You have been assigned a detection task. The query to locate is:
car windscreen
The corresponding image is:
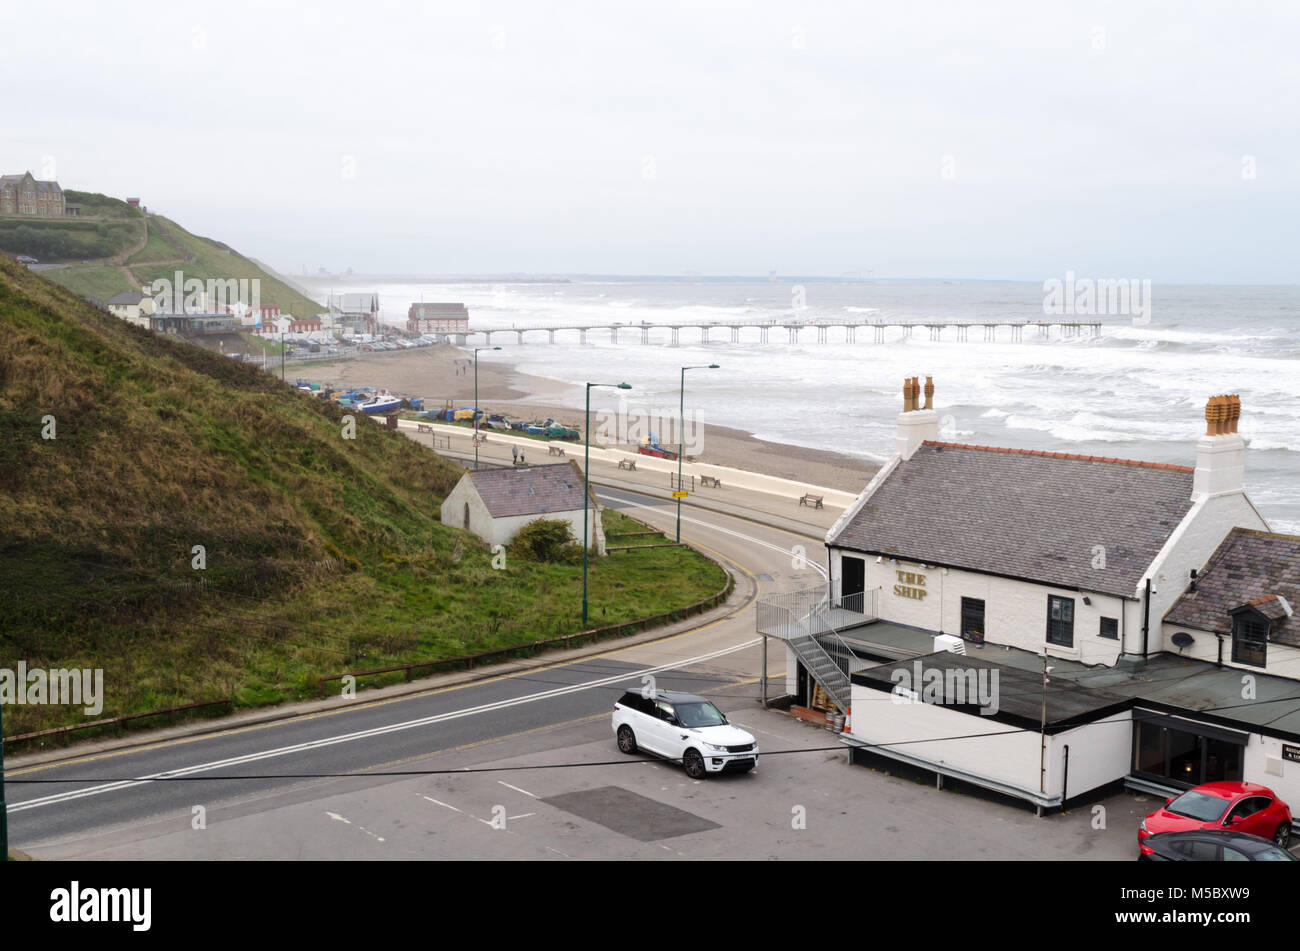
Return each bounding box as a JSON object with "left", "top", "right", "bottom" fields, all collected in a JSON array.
[
  {"left": 676, "top": 701, "right": 727, "bottom": 728},
  {"left": 1167, "top": 791, "right": 1230, "bottom": 822}
]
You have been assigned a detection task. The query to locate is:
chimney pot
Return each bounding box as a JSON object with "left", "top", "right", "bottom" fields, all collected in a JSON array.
[{"left": 924, "top": 376, "right": 934, "bottom": 410}]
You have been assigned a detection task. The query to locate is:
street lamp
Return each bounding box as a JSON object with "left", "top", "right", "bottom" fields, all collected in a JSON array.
[
  {"left": 677, "top": 364, "right": 719, "bottom": 543},
  {"left": 584, "top": 381, "right": 632, "bottom": 626},
  {"left": 473, "top": 346, "right": 501, "bottom": 470}
]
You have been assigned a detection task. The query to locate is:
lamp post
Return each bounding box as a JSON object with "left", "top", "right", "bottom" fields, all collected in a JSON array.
[
  {"left": 0, "top": 694, "right": 6, "bottom": 857},
  {"left": 584, "top": 381, "right": 631, "bottom": 625},
  {"left": 676, "top": 364, "right": 719, "bottom": 543},
  {"left": 473, "top": 346, "right": 501, "bottom": 470}
]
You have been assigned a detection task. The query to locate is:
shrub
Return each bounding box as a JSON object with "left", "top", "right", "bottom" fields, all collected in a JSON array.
[{"left": 510, "top": 518, "right": 581, "bottom": 563}]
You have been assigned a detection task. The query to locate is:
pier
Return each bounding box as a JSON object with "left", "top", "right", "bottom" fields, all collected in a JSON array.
[{"left": 452, "top": 318, "right": 1102, "bottom": 347}]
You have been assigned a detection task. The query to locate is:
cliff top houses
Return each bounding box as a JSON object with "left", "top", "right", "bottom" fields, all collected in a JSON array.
[{"left": 0, "top": 171, "right": 70, "bottom": 217}]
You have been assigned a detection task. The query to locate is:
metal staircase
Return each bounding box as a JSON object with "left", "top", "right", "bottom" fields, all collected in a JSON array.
[{"left": 755, "top": 586, "right": 878, "bottom": 714}]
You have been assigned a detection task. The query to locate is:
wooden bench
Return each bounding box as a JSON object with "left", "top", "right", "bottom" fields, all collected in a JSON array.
[
  {"left": 548, "top": 445, "right": 566, "bottom": 456},
  {"left": 472, "top": 434, "right": 487, "bottom": 447},
  {"left": 617, "top": 458, "right": 637, "bottom": 471},
  {"left": 799, "top": 493, "right": 824, "bottom": 509},
  {"left": 416, "top": 423, "right": 432, "bottom": 433},
  {"left": 699, "top": 475, "right": 722, "bottom": 488}
]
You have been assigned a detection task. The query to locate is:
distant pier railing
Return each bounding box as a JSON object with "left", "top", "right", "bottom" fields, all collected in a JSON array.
[{"left": 451, "top": 318, "right": 1103, "bottom": 347}]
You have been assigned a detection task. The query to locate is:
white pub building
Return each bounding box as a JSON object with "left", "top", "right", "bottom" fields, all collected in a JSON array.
[{"left": 757, "top": 378, "right": 1300, "bottom": 813}]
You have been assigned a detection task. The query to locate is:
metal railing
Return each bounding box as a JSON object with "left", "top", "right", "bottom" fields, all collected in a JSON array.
[{"left": 755, "top": 584, "right": 881, "bottom": 713}]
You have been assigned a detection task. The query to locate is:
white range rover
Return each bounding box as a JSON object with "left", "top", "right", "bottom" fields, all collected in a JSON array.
[{"left": 613, "top": 689, "right": 759, "bottom": 778}]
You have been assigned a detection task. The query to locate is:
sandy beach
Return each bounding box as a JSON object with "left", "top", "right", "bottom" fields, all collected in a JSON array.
[{"left": 292, "top": 345, "right": 879, "bottom": 494}]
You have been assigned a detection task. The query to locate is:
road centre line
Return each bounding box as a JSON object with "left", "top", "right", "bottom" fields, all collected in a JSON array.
[{"left": 9, "top": 638, "right": 761, "bottom": 814}]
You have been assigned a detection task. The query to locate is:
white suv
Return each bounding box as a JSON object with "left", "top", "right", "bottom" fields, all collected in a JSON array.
[{"left": 612, "top": 689, "right": 759, "bottom": 778}]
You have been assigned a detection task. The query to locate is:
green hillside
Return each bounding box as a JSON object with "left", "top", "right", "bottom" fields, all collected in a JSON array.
[
  {"left": 0, "top": 258, "right": 727, "bottom": 737},
  {"left": 1, "top": 187, "right": 321, "bottom": 315}
]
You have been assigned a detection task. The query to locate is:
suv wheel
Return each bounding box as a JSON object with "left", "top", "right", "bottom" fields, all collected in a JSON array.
[
  {"left": 683, "top": 748, "right": 707, "bottom": 779},
  {"left": 617, "top": 725, "right": 638, "bottom": 754}
]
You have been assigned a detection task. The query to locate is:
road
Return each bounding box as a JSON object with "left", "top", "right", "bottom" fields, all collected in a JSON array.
[{"left": 7, "top": 487, "right": 1147, "bottom": 859}]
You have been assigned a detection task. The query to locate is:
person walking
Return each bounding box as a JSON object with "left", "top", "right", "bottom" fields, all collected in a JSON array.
[{"left": 512, "top": 445, "right": 519, "bottom": 465}]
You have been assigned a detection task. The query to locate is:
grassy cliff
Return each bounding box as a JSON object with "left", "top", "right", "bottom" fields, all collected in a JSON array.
[
  {"left": 0, "top": 259, "right": 726, "bottom": 736},
  {"left": 2, "top": 188, "right": 321, "bottom": 315}
]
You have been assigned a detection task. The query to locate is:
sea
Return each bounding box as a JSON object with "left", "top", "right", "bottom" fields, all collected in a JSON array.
[{"left": 303, "top": 277, "right": 1300, "bottom": 534}]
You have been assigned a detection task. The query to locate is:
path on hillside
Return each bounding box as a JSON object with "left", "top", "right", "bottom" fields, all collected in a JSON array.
[{"left": 121, "top": 214, "right": 196, "bottom": 288}]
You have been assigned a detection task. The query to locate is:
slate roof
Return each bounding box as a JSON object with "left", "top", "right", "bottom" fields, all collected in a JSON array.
[
  {"left": 1166, "top": 529, "right": 1300, "bottom": 647},
  {"left": 467, "top": 463, "right": 590, "bottom": 518},
  {"left": 108, "top": 291, "right": 146, "bottom": 305},
  {"left": 828, "top": 440, "right": 1195, "bottom": 598}
]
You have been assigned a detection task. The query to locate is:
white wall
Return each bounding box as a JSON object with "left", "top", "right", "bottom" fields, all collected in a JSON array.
[
  {"left": 1141, "top": 492, "right": 1270, "bottom": 624},
  {"left": 1157, "top": 621, "right": 1300, "bottom": 681},
  {"left": 439, "top": 475, "right": 597, "bottom": 550},
  {"left": 832, "top": 549, "right": 1131, "bottom": 665},
  {"left": 849, "top": 681, "right": 1042, "bottom": 793},
  {"left": 1050, "top": 712, "right": 1133, "bottom": 799},
  {"left": 849, "top": 682, "right": 1131, "bottom": 800},
  {"left": 1245, "top": 735, "right": 1300, "bottom": 809}
]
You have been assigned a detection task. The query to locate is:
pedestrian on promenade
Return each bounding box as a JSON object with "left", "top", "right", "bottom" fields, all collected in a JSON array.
[{"left": 512, "top": 445, "right": 518, "bottom": 464}]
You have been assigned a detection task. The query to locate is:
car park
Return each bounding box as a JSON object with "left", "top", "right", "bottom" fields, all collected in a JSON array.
[
  {"left": 612, "top": 689, "right": 758, "bottom": 778},
  {"left": 1139, "top": 829, "right": 1298, "bottom": 861},
  {"left": 1138, "top": 781, "right": 1292, "bottom": 854}
]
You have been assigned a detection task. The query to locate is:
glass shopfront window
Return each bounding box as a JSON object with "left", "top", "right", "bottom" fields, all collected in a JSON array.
[{"left": 1131, "top": 716, "right": 1245, "bottom": 788}]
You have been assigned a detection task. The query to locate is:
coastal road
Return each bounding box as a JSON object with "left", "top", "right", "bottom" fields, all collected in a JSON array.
[
  {"left": 6, "top": 486, "right": 824, "bottom": 856},
  {"left": 8, "top": 489, "right": 1152, "bottom": 860}
]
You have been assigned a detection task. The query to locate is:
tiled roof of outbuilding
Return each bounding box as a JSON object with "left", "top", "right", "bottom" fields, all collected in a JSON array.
[{"left": 467, "top": 462, "right": 590, "bottom": 518}]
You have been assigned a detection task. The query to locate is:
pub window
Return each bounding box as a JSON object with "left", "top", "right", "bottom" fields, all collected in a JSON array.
[
  {"left": 1099, "top": 616, "right": 1118, "bottom": 640},
  {"left": 960, "top": 597, "right": 985, "bottom": 643},
  {"left": 1046, "top": 595, "right": 1074, "bottom": 647},
  {"left": 1232, "top": 614, "right": 1268, "bottom": 668}
]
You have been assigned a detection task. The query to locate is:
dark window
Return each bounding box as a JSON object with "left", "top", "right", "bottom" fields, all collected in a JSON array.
[
  {"left": 1221, "top": 846, "right": 1250, "bottom": 862},
  {"left": 1132, "top": 722, "right": 1245, "bottom": 787},
  {"left": 960, "top": 597, "right": 985, "bottom": 643},
  {"left": 1099, "top": 617, "right": 1118, "bottom": 640},
  {"left": 1047, "top": 595, "right": 1074, "bottom": 647},
  {"left": 1232, "top": 614, "right": 1268, "bottom": 668},
  {"left": 618, "top": 691, "right": 654, "bottom": 714}
]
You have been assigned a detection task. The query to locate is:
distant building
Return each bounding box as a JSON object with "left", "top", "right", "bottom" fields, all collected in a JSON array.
[
  {"left": 329, "top": 292, "right": 380, "bottom": 335},
  {"left": 0, "top": 171, "right": 66, "bottom": 217},
  {"left": 149, "top": 313, "right": 239, "bottom": 336},
  {"left": 407, "top": 302, "right": 469, "bottom": 335},
  {"left": 440, "top": 462, "right": 605, "bottom": 552},
  {"left": 106, "top": 290, "right": 156, "bottom": 328}
]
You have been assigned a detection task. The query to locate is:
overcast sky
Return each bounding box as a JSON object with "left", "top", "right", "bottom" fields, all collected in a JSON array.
[{"left": 5, "top": 1, "right": 1298, "bottom": 281}]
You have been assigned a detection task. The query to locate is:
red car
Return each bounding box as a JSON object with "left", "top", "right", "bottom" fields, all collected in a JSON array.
[{"left": 1139, "top": 781, "right": 1292, "bottom": 857}]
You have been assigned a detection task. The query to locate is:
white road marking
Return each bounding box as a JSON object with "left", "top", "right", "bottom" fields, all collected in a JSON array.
[
  {"left": 421, "top": 796, "right": 463, "bottom": 814},
  {"left": 12, "top": 639, "right": 760, "bottom": 815},
  {"left": 326, "top": 810, "right": 385, "bottom": 842},
  {"left": 599, "top": 490, "right": 828, "bottom": 581},
  {"left": 507, "top": 813, "right": 535, "bottom": 820},
  {"left": 497, "top": 781, "right": 537, "bottom": 798}
]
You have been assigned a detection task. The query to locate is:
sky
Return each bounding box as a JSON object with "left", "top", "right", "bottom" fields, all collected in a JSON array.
[{"left": 4, "top": 1, "right": 1299, "bottom": 281}]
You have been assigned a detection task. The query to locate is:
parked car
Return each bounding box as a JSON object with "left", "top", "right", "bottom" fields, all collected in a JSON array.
[
  {"left": 1139, "top": 829, "right": 1298, "bottom": 861},
  {"left": 1138, "top": 781, "right": 1292, "bottom": 855},
  {"left": 612, "top": 689, "right": 758, "bottom": 778},
  {"left": 15, "top": 254, "right": 38, "bottom": 265}
]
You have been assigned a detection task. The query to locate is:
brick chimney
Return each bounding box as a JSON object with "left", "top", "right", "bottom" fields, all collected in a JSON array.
[
  {"left": 1192, "top": 394, "right": 1245, "bottom": 499},
  {"left": 896, "top": 375, "right": 939, "bottom": 460}
]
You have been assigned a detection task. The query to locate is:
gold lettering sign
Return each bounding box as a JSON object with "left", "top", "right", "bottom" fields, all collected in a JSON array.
[{"left": 893, "top": 569, "right": 928, "bottom": 601}]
